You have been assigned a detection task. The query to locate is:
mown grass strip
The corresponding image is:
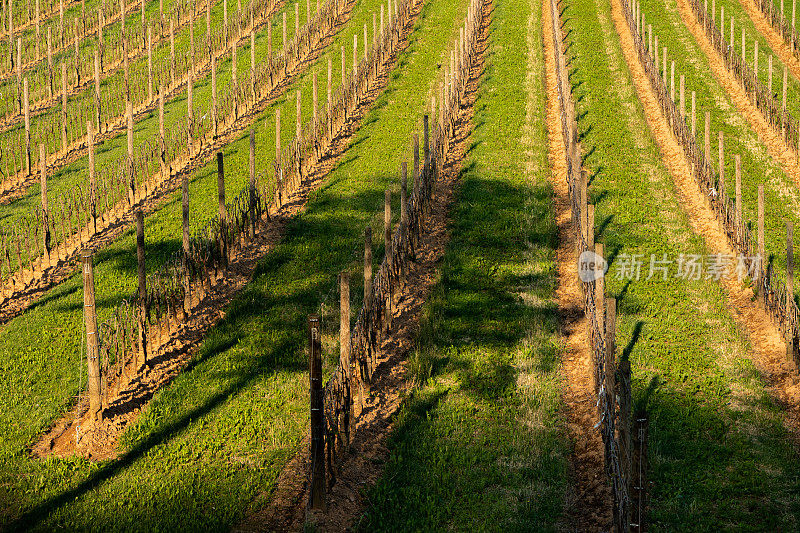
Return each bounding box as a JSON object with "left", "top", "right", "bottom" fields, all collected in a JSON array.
[
  {"left": 566, "top": 0, "right": 800, "bottom": 527},
  {"left": 357, "top": 0, "right": 570, "bottom": 529},
  {"left": 0, "top": 0, "right": 469, "bottom": 526}
]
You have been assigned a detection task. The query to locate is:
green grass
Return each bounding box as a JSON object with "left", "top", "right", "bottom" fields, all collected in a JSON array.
[
  {"left": 641, "top": 0, "right": 800, "bottom": 302},
  {"left": 0, "top": 0, "right": 471, "bottom": 527},
  {"left": 356, "top": 0, "right": 570, "bottom": 529},
  {"left": 566, "top": 0, "right": 800, "bottom": 528}
]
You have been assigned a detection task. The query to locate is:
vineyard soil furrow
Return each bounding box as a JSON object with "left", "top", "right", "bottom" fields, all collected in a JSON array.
[{"left": 542, "top": 0, "right": 610, "bottom": 529}]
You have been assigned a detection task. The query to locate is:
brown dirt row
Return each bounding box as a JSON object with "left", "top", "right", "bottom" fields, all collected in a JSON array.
[
  {"left": 542, "top": 0, "right": 612, "bottom": 531},
  {"left": 30, "top": 0, "right": 425, "bottom": 463},
  {"left": 737, "top": 0, "right": 800, "bottom": 83},
  {"left": 0, "top": 0, "right": 356, "bottom": 326},
  {"left": 673, "top": 0, "right": 800, "bottom": 196},
  {"left": 612, "top": 0, "right": 800, "bottom": 446},
  {"left": 232, "top": 4, "right": 491, "bottom": 532}
]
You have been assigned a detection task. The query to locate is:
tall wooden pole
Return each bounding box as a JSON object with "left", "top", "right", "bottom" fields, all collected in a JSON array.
[{"left": 82, "top": 249, "right": 102, "bottom": 421}]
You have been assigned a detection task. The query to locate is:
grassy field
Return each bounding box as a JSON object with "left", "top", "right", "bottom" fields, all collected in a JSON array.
[
  {"left": 563, "top": 0, "right": 800, "bottom": 528},
  {"left": 0, "top": 0, "right": 472, "bottom": 525},
  {"left": 640, "top": 0, "right": 800, "bottom": 300},
  {"left": 357, "top": 0, "right": 570, "bottom": 528}
]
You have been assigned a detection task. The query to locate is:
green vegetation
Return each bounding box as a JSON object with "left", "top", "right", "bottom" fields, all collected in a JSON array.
[
  {"left": 565, "top": 0, "right": 800, "bottom": 527},
  {"left": 358, "top": 0, "right": 570, "bottom": 528},
  {"left": 0, "top": 0, "right": 472, "bottom": 526}
]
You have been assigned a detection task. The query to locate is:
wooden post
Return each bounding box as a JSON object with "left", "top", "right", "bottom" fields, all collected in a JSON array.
[
  {"left": 755, "top": 40, "right": 759, "bottom": 79},
  {"left": 670, "top": 61, "right": 675, "bottom": 103},
  {"left": 61, "top": 63, "right": 67, "bottom": 152},
  {"left": 23, "top": 77, "right": 30, "bottom": 175},
  {"left": 735, "top": 155, "right": 742, "bottom": 240},
  {"left": 158, "top": 87, "right": 165, "bottom": 172},
  {"left": 705, "top": 111, "right": 711, "bottom": 164},
  {"left": 341, "top": 45, "right": 345, "bottom": 86},
  {"left": 249, "top": 129, "right": 256, "bottom": 238},
  {"left": 276, "top": 108, "right": 281, "bottom": 160},
  {"left": 127, "top": 101, "right": 135, "bottom": 204},
  {"left": 182, "top": 172, "right": 190, "bottom": 313},
  {"left": 169, "top": 18, "right": 175, "bottom": 86},
  {"left": 339, "top": 270, "right": 351, "bottom": 440},
  {"left": 680, "top": 74, "right": 685, "bottom": 118},
  {"left": 212, "top": 55, "right": 218, "bottom": 136},
  {"left": 401, "top": 162, "right": 408, "bottom": 241},
  {"left": 313, "top": 71, "right": 318, "bottom": 124},
  {"left": 147, "top": 25, "right": 153, "bottom": 103},
  {"left": 308, "top": 314, "right": 325, "bottom": 510},
  {"left": 691, "top": 91, "right": 696, "bottom": 137},
  {"left": 295, "top": 2, "right": 299, "bottom": 37},
  {"left": 135, "top": 209, "right": 147, "bottom": 367},
  {"left": 758, "top": 185, "right": 765, "bottom": 289},
  {"left": 769, "top": 55, "right": 773, "bottom": 95},
  {"left": 82, "top": 249, "right": 102, "bottom": 421},
  {"left": 250, "top": 30, "right": 256, "bottom": 103},
  {"left": 94, "top": 51, "right": 101, "bottom": 130},
  {"left": 296, "top": 89, "right": 301, "bottom": 139},
  {"left": 742, "top": 28, "right": 745, "bottom": 62},
  {"left": 783, "top": 66, "right": 788, "bottom": 116},
  {"left": 587, "top": 205, "right": 595, "bottom": 251},
  {"left": 327, "top": 56, "right": 332, "bottom": 109},
  {"left": 187, "top": 70, "right": 194, "bottom": 154},
  {"left": 787, "top": 222, "right": 795, "bottom": 362},
  {"left": 594, "top": 242, "right": 605, "bottom": 351},
  {"left": 47, "top": 27, "right": 53, "bottom": 97},
  {"left": 719, "top": 131, "right": 725, "bottom": 196},
  {"left": 39, "top": 145, "right": 50, "bottom": 259},
  {"left": 364, "top": 227, "right": 372, "bottom": 305},
  {"left": 282, "top": 12, "right": 286, "bottom": 51},
  {"left": 87, "top": 121, "right": 96, "bottom": 231},
  {"left": 384, "top": 189, "right": 391, "bottom": 255}
]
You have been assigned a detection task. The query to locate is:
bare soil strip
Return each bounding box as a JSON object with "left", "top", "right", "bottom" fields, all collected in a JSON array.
[
  {"left": 233, "top": 5, "right": 491, "bottom": 533},
  {"left": 30, "top": 0, "right": 425, "bottom": 462},
  {"left": 542, "top": 0, "right": 611, "bottom": 530},
  {"left": 674, "top": 0, "right": 800, "bottom": 193},
  {"left": 738, "top": 0, "right": 800, "bottom": 82},
  {"left": 0, "top": 0, "right": 356, "bottom": 326},
  {"left": 612, "top": 0, "right": 800, "bottom": 444}
]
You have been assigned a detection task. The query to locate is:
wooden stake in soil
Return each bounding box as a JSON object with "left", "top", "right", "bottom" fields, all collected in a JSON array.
[
  {"left": 39, "top": 145, "right": 50, "bottom": 258},
  {"left": 691, "top": 91, "right": 696, "bottom": 136},
  {"left": 787, "top": 222, "right": 796, "bottom": 362},
  {"left": 82, "top": 249, "right": 102, "bottom": 422},
  {"left": 679, "top": 74, "right": 685, "bottom": 118},
  {"left": 135, "top": 209, "right": 147, "bottom": 368},
  {"left": 61, "top": 63, "right": 68, "bottom": 152},
  {"left": 182, "top": 171, "right": 190, "bottom": 313},
  {"left": 339, "top": 270, "right": 352, "bottom": 443},
  {"left": 23, "top": 77, "right": 30, "bottom": 175},
  {"left": 249, "top": 129, "right": 256, "bottom": 239},
  {"left": 87, "top": 121, "right": 96, "bottom": 231},
  {"left": 758, "top": 185, "right": 765, "bottom": 291},
  {"left": 735, "top": 155, "right": 742, "bottom": 239},
  {"left": 718, "top": 131, "right": 725, "bottom": 196},
  {"left": 308, "top": 314, "right": 326, "bottom": 510},
  {"left": 704, "top": 111, "right": 711, "bottom": 165},
  {"left": 364, "top": 226, "right": 372, "bottom": 308}
]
